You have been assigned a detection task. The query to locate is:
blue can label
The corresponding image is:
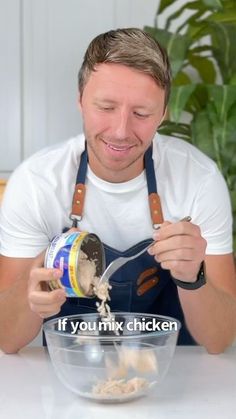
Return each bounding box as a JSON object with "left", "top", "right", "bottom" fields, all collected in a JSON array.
[{"left": 45, "top": 231, "right": 105, "bottom": 297}]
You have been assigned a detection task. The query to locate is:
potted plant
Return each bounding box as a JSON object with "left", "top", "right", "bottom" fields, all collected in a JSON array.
[{"left": 144, "top": 0, "right": 236, "bottom": 250}]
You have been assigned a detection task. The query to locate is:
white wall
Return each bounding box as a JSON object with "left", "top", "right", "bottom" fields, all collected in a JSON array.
[
  {"left": 0, "top": 0, "right": 159, "bottom": 346},
  {"left": 0, "top": 0, "right": 159, "bottom": 178},
  {"left": 0, "top": 0, "right": 22, "bottom": 174}
]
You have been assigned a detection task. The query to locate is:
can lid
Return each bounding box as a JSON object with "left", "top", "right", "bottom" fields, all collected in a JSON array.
[{"left": 78, "top": 233, "right": 105, "bottom": 297}]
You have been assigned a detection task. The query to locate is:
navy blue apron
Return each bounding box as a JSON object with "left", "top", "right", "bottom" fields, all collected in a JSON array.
[{"left": 44, "top": 143, "right": 196, "bottom": 345}]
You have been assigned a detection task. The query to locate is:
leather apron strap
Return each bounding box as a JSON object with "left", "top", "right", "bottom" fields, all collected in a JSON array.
[{"left": 70, "top": 142, "right": 163, "bottom": 228}]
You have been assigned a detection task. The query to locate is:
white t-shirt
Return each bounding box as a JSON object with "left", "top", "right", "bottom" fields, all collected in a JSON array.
[{"left": 0, "top": 133, "right": 232, "bottom": 257}]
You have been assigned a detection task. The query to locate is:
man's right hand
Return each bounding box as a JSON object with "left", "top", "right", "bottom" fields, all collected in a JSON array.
[{"left": 28, "top": 251, "right": 67, "bottom": 319}]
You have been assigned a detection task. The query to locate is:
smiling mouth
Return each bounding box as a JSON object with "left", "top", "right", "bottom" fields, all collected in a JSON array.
[{"left": 103, "top": 141, "right": 134, "bottom": 152}]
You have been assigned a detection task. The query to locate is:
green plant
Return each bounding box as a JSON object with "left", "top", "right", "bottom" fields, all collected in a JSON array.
[{"left": 144, "top": 0, "right": 236, "bottom": 251}]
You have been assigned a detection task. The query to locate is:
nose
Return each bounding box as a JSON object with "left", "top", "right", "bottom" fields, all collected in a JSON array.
[{"left": 112, "top": 109, "right": 132, "bottom": 140}]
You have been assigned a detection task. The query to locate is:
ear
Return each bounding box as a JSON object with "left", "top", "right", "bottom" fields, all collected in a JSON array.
[{"left": 77, "top": 93, "right": 82, "bottom": 112}]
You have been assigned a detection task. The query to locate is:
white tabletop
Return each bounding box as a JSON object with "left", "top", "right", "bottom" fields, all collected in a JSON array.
[{"left": 0, "top": 345, "right": 235, "bottom": 419}]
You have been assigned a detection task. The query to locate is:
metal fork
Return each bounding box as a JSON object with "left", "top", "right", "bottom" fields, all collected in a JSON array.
[{"left": 98, "top": 216, "right": 191, "bottom": 285}]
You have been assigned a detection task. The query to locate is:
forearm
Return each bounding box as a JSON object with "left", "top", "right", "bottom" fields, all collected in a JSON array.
[
  {"left": 178, "top": 282, "right": 236, "bottom": 353},
  {"left": 0, "top": 277, "right": 43, "bottom": 353}
]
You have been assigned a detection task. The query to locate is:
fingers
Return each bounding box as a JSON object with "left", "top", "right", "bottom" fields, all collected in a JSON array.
[
  {"left": 153, "top": 220, "right": 201, "bottom": 241},
  {"left": 149, "top": 235, "right": 205, "bottom": 259},
  {"left": 28, "top": 233, "right": 81, "bottom": 319},
  {"left": 153, "top": 247, "right": 195, "bottom": 262},
  {"left": 29, "top": 288, "right": 66, "bottom": 318},
  {"left": 67, "top": 227, "right": 81, "bottom": 233},
  {"left": 28, "top": 267, "right": 62, "bottom": 292},
  {"left": 148, "top": 219, "right": 207, "bottom": 281},
  {"left": 28, "top": 252, "right": 66, "bottom": 319}
]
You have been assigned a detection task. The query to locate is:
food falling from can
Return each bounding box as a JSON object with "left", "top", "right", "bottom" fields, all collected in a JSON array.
[{"left": 44, "top": 231, "right": 105, "bottom": 297}]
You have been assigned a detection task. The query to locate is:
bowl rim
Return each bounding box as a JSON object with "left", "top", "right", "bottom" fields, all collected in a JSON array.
[{"left": 43, "top": 312, "right": 181, "bottom": 341}]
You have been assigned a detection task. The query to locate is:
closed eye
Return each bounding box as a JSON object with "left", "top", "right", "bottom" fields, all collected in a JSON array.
[
  {"left": 134, "top": 111, "right": 150, "bottom": 119},
  {"left": 97, "top": 105, "right": 115, "bottom": 112}
]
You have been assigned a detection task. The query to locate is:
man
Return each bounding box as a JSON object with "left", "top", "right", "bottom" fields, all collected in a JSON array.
[{"left": 0, "top": 28, "right": 235, "bottom": 354}]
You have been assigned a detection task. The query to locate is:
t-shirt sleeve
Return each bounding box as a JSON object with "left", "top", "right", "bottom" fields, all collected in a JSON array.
[
  {"left": 191, "top": 168, "right": 233, "bottom": 255},
  {"left": 0, "top": 165, "right": 51, "bottom": 258}
]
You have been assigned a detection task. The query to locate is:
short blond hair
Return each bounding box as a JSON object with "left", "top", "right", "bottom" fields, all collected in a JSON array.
[{"left": 78, "top": 28, "right": 171, "bottom": 108}]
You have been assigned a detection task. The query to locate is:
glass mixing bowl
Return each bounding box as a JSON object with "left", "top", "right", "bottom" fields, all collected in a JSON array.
[{"left": 43, "top": 312, "right": 181, "bottom": 403}]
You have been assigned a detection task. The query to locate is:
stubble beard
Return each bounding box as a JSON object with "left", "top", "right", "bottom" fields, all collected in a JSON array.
[{"left": 86, "top": 136, "right": 147, "bottom": 178}]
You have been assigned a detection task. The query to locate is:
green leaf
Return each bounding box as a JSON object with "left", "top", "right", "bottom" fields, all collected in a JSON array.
[
  {"left": 202, "top": 0, "right": 223, "bottom": 9},
  {"left": 221, "top": 147, "right": 236, "bottom": 181},
  {"left": 158, "top": 121, "right": 191, "bottom": 141},
  {"left": 229, "top": 73, "right": 236, "bottom": 85},
  {"left": 230, "top": 190, "right": 236, "bottom": 212},
  {"left": 169, "top": 85, "right": 196, "bottom": 123},
  {"left": 157, "top": 0, "right": 174, "bottom": 14},
  {"left": 187, "top": 16, "right": 236, "bottom": 42},
  {"left": 206, "top": 85, "right": 236, "bottom": 122},
  {"left": 211, "top": 24, "right": 236, "bottom": 83},
  {"left": 191, "top": 105, "right": 222, "bottom": 174},
  {"left": 187, "top": 21, "right": 209, "bottom": 40},
  {"left": 224, "top": 0, "right": 236, "bottom": 11},
  {"left": 188, "top": 54, "right": 217, "bottom": 83},
  {"left": 178, "top": 10, "right": 209, "bottom": 34},
  {"left": 185, "top": 84, "right": 208, "bottom": 113},
  {"left": 224, "top": 101, "right": 236, "bottom": 147},
  {"left": 190, "top": 45, "right": 212, "bottom": 54},
  {"left": 164, "top": 1, "right": 206, "bottom": 32},
  {"left": 144, "top": 27, "right": 191, "bottom": 77},
  {"left": 191, "top": 111, "right": 216, "bottom": 159},
  {"left": 204, "top": 95, "right": 236, "bottom": 173},
  {"left": 207, "top": 10, "right": 236, "bottom": 23},
  {"left": 173, "top": 71, "right": 192, "bottom": 86}
]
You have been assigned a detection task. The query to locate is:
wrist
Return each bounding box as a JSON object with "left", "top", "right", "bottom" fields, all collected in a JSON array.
[{"left": 171, "top": 261, "right": 206, "bottom": 290}]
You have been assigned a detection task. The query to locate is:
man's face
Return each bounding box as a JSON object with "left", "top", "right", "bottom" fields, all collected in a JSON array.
[{"left": 79, "top": 63, "right": 166, "bottom": 182}]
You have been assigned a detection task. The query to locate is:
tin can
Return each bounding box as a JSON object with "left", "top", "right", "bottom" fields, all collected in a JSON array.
[{"left": 44, "top": 231, "right": 105, "bottom": 297}]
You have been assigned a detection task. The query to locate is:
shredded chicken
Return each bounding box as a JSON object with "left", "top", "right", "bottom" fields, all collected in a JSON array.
[
  {"left": 93, "top": 282, "right": 112, "bottom": 318},
  {"left": 78, "top": 250, "right": 158, "bottom": 398},
  {"left": 92, "top": 377, "right": 149, "bottom": 396},
  {"left": 104, "top": 346, "right": 158, "bottom": 381},
  {"left": 78, "top": 250, "right": 113, "bottom": 318},
  {"left": 78, "top": 250, "right": 100, "bottom": 296},
  {"left": 117, "top": 346, "right": 158, "bottom": 374}
]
